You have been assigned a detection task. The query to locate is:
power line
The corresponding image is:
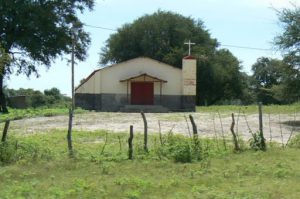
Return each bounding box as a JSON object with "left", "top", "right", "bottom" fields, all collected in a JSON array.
[
  {"left": 83, "top": 23, "right": 117, "bottom": 31},
  {"left": 220, "top": 44, "right": 273, "bottom": 51},
  {"left": 83, "top": 23, "right": 274, "bottom": 52}
]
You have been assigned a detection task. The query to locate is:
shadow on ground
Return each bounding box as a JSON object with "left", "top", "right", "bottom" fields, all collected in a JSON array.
[{"left": 282, "top": 120, "right": 300, "bottom": 128}]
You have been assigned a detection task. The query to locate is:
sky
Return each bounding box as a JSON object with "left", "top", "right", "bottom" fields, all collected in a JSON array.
[{"left": 7, "top": 0, "right": 299, "bottom": 96}]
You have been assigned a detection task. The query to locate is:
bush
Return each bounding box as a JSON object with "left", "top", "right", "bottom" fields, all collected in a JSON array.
[
  {"left": 288, "top": 134, "right": 300, "bottom": 148},
  {"left": 0, "top": 140, "right": 18, "bottom": 164},
  {"left": 0, "top": 138, "right": 53, "bottom": 165},
  {"left": 249, "top": 132, "right": 266, "bottom": 151},
  {"left": 172, "top": 142, "right": 192, "bottom": 163},
  {"left": 155, "top": 134, "right": 194, "bottom": 163}
]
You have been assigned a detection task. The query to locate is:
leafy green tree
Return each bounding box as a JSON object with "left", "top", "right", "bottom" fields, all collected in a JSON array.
[
  {"left": 274, "top": 4, "right": 300, "bottom": 68},
  {"left": 251, "top": 57, "right": 298, "bottom": 104},
  {"left": 101, "top": 10, "right": 217, "bottom": 67},
  {"left": 252, "top": 57, "right": 285, "bottom": 88},
  {"left": 198, "top": 49, "right": 245, "bottom": 105},
  {"left": 0, "top": 0, "right": 94, "bottom": 112},
  {"left": 100, "top": 11, "right": 246, "bottom": 105},
  {"left": 44, "top": 87, "right": 62, "bottom": 101}
]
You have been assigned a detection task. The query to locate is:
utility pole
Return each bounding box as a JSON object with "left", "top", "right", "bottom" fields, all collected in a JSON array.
[
  {"left": 71, "top": 32, "right": 75, "bottom": 111},
  {"left": 67, "top": 27, "right": 76, "bottom": 157}
]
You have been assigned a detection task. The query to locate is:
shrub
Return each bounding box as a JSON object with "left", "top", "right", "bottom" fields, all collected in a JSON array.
[
  {"left": 156, "top": 134, "right": 193, "bottom": 163},
  {"left": 0, "top": 140, "right": 18, "bottom": 164},
  {"left": 249, "top": 132, "right": 266, "bottom": 151},
  {"left": 172, "top": 142, "right": 192, "bottom": 163},
  {"left": 0, "top": 138, "right": 53, "bottom": 164},
  {"left": 288, "top": 134, "right": 300, "bottom": 148}
]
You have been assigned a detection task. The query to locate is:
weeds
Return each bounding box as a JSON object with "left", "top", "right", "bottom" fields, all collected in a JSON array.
[
  {"left": 0, "top": 130, "right": 300, "bottom": 198},
  {"left": 287, "top": 134, "right": 300, "bottom": 148},
  {"left": 249, "top": 131, "right": 266, "bottom": 151},
  {"left": 0, "top": 137, "right": 53, "bottom": 164}
]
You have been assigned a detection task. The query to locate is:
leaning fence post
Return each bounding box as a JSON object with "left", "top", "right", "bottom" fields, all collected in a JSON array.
[
  {"left": 67, "top": 108, "right": 73, "bottom": 156},
  {"left": 141, "top": 111, "right": 148, "bottom": 152},
  {"left": 128, "top": 125, "right": 134, "bottom": 160},
  {"left": 1, "top": 120, "right": 10, "bottom": 142},
  {"left": 230, "top": 113, "right": 240, "bottom": 151},
  {"left": 189, "top": 114, "right": 198, "bottom": 136},
  {"left": 189, "top": 114, "right": 201, "bottom": 160}
]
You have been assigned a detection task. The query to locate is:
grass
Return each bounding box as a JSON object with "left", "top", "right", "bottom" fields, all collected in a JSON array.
[
  {"left": 1, "top": 129, "right": 300, "bottom": 198},
  {"left": 1, "top": 103, "right": 299, "bottom": 123},
  {"left": 196, "top": 102, "right": 300, "bottom": 114},
  {"left": 0, "top": 108, "right": 87, "bottom": 122}
]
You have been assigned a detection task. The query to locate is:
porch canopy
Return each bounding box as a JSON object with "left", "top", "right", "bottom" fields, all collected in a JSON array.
[{"left": 120, "top": 73, "right": 167, "bottom": 104}]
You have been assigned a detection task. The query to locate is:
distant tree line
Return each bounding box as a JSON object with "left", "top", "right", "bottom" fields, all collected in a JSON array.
[{"left": 5, "top": 87, "right": 70, "bottom": 108}]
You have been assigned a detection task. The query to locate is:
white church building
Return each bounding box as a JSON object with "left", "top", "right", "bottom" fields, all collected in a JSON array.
[{"left": 75, "top": 56, "right": 197, "bottom": 112}]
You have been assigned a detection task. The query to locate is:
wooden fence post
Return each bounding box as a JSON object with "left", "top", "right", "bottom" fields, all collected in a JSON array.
[
  {"left": 67, "top": 108, "right": 73, "bottom": 156},
  {"left": 1, "top": 120, "right": 10, "bottom": 142},
  {"left": 258, "top": 102, "right": 266, "bottom": 150},
  {"left": 230, "top": 113, "right": 240, "bottom": 151},
  {"left": 128, "top": 125, "right": 134, "bottom": 160},
  {"left": 141, "top": 112, "right": 148, "bottom": 152},
  {"left": 189, "top": 114, "right": 198, "bottom": 136},
  {"left": 258, "top": 102, "right": 263, "bottom": 134},
  {"left": 189, "top": 114, "right": 202, "bottom": 160}
]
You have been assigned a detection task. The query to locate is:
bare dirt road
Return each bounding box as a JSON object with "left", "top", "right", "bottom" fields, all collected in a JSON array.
[{"left": 8, "top": 111, "right": 300, "bottom": 144}]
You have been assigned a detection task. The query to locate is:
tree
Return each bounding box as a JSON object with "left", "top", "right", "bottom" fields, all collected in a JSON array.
[
  {"left": 251, "top": 57, "right": 299, "bottom": 104},
  {"left": 44, "top": 87, "right": 61, "bottom": 101},
  {"left": 100, "top": 10, "right": 217, "bottom": 67},
  {"left": 100, "top": 11, "right": 246, "bottom": 105},
  {"left": 274, "top": 4, "right": 300, "bottom": 69},
  {"left": 252, "top": 57, "right": 285, "bottom": 88},
  {"left": 0, "top": 0, "right": 94, "bottom": 112},
  {"left": 198, "top": 49, "right": 245, "bottom": 105}
]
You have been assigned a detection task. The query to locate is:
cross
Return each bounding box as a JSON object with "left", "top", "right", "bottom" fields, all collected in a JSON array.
[{"left": 184, "top": 40, "right": 196, "bottom": 56}]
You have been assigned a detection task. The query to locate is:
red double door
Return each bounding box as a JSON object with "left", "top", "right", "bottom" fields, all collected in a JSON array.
[{"left": 131, "top": 82, "right": 154, "bottom": 105}]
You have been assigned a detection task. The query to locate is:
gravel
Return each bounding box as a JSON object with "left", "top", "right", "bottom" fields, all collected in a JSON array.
[{"left": 8, "top": 111, "right": 300, "bottom": 143}]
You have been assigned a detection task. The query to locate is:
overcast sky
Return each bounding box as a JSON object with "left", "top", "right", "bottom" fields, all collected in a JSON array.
[{"left": 7, "top": 0, "right": 299, "bottom": 96}]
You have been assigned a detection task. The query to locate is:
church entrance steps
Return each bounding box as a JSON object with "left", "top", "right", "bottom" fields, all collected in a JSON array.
[{"left": 120, "top": 105, "right": 169, "bottom": 113}]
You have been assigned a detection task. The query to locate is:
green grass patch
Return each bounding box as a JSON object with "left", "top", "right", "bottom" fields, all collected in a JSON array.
[
  {"left": 0, "top": 108, "right": 87, "bottom": 122},
  {"left": 196, "top": 102, "right": 300, "bottom": 114},
  {"left": 0, "top": 130, "right": 300, "bottom": 198}
]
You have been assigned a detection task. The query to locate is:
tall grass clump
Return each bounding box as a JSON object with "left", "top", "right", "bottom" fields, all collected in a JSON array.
[
  {"left": 153, "top": 132, "right": 209, "bottom": 163},
  {"left": 249, "top": 131, "right": 266, "bottom": 151},
  {"left": 287, "top": 134, "right": 300, "bottom": 148},
  {"left": 0, "top": 137, "right": 53, "bottom": 165}
]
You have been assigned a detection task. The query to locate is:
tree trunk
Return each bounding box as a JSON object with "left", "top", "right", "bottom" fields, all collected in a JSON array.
[{"left": 0, "top": 69, "right": 8, "bottom": 113}]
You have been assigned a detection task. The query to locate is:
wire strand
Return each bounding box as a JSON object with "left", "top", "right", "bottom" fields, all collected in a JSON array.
[{"left": 83, "top": 23, "right": 274, "bottom": 51}]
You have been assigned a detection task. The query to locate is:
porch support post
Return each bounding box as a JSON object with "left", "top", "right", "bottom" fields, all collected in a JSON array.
[
  {"left": 160, "top": 81, "right": 162, "bottom": 104},
  {"left": 127, "top": 81, "right": 129, "bottom": 103}
]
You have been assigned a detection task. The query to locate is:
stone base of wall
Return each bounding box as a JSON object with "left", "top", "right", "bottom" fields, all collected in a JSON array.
[
  {"left": 181, "top": 95, "right": 196, "bottom": 112},
  {"left": 75, "top": 93, "right": 195, "bottom": 112},
  {"left": 75, "top": 93, "right": 102, "bottom": 110}
]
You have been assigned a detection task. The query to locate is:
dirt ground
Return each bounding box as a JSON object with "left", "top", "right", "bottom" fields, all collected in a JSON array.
[{"left": 7, "top": 111, "right": 300, "bottom": 144}]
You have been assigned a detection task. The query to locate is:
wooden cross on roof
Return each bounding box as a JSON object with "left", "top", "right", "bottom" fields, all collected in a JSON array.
[{"left": 184, "top": 40, "right": 196, "bottom": 56}]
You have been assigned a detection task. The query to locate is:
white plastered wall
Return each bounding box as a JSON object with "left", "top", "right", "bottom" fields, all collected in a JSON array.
[
  {"left": 182, "top": 58, "right": 197, "bottom": 95},
  {"left": 76, "top": 57, "right": 182, "bottom": 95},
  {"left": 75, "top": 70, "right": 102, "bottom": 94}
]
